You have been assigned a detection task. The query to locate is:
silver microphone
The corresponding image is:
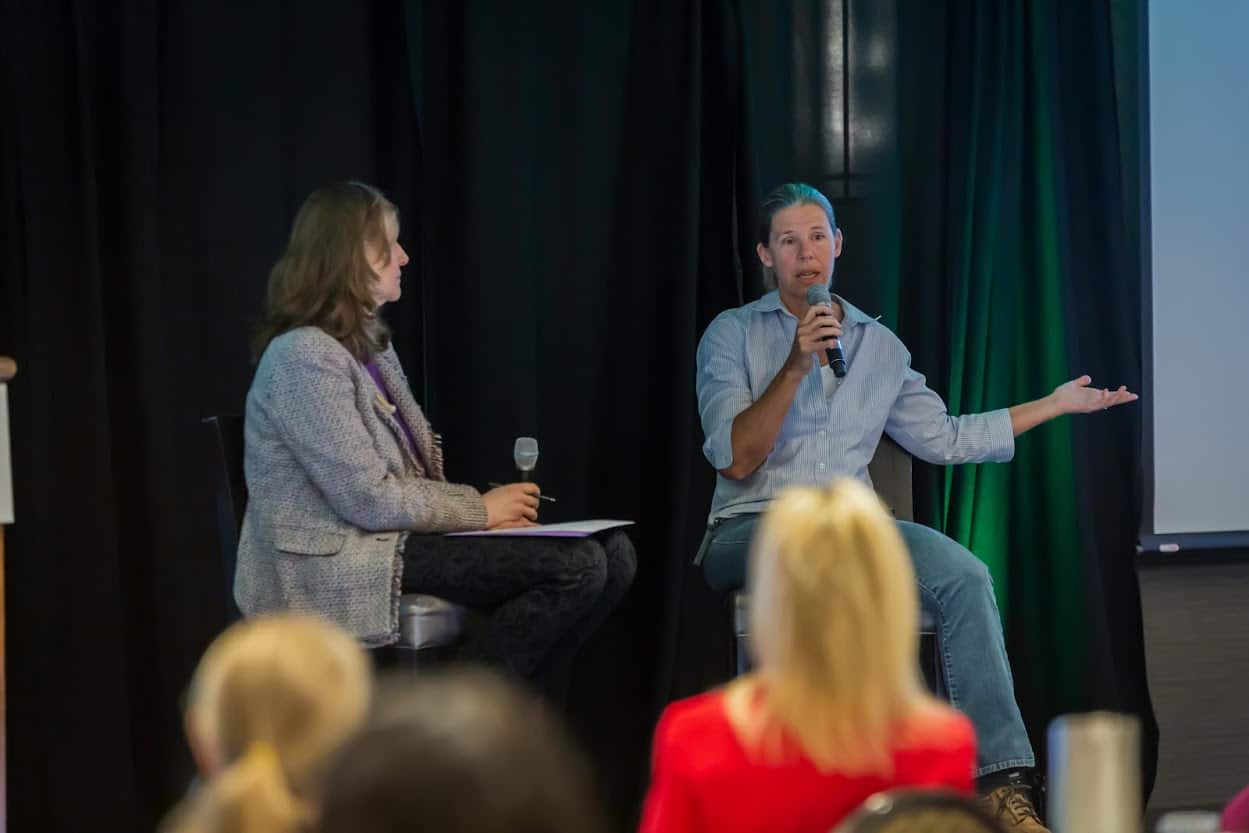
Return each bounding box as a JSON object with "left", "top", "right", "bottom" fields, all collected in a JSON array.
[{"left": 513, "top": 437, "right": 539, "bottom": 482}]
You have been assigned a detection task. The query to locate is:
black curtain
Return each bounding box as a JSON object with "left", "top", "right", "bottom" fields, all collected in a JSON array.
[
  {"left": 409, "top": 0, "right": 749, "bottom": 819},
  {"left": 1, "top": 2, "right": 1156, "bottom": 832},
  {"left": 0, "top": 3, "right": 425, "bottom": 831}
]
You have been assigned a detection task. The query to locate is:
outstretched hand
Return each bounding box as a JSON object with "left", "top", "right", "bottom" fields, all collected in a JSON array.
[{"left": 1052, "top": 375, "right": 1138, "bottom": 415}]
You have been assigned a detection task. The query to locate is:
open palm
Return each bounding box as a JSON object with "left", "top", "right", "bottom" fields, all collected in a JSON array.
[{"left": 1052, "top": 375, "right": 1139, "bottom": 414}]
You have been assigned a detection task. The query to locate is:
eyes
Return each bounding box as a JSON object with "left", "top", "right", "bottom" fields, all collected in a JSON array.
[{"left": 779, "top": 231, "right": 827, "bottom": 246}]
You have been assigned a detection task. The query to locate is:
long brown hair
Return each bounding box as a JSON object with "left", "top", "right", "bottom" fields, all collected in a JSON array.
[{"left": 253, "top": 180, "right": 397, "bottom": 363}]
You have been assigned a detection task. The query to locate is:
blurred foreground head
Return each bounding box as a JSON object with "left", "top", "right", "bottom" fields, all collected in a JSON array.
[
  {"left": 171, "top": 613, "right": 371, "bottom": 833},
  {"left": 320, "top": 667, "right": 609, "bottom": 833}
]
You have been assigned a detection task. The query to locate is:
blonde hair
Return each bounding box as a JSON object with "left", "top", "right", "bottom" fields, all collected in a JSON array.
[
  {"left": 165, "top": 614, "right": 372, "bottom": 833},
  {"left": 725, "top": 479, "right": 931, "bottom": 775}
]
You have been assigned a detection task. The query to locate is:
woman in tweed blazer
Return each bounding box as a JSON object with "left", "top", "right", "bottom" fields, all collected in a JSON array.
[{"left": 236, "top": 181, "right": 635, "bottom": 695}]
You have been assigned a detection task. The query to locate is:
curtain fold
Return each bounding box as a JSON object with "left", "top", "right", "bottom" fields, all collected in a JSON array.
[
  {"left": 409, "top": 0, "right": 751, "bottom": 818},
  {"left": 1, "top": 3, "right": 424, "bottom": 830}
]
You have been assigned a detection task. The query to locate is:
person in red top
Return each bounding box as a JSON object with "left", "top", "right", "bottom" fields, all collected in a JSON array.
[{"left": 639, "top": 479, "right": 977, "bottom": 833}]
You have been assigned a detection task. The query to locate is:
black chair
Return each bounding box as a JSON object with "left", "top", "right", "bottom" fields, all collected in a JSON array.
[
  {"left": 721, "top": 435, "right": 945, "bottom": 694},
  {"left": 203, "top": 415, "right": 246, "bottom": 622},
  {"left": 201, "top": 415, "right": 467, "bottom": 664}
]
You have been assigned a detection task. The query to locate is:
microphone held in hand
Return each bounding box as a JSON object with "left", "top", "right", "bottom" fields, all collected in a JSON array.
[
  {"left": 513, "top": 436, "right": 539, "bottom": 482},
  {"left": 804, "top": 284, "right": 847, "bottom": 378}
]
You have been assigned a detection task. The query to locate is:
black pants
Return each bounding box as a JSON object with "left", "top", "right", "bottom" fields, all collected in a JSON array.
[{"left": 401, "top": 530, "right": 636, "bottom": 697}]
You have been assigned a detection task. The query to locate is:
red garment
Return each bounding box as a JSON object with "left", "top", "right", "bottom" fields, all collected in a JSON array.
[
  {"left": 1224, "top": 783, "right": 1249, "bottom": 833},
  {"left": 638, "top": 690, "right": 976, "bottom": 833}
]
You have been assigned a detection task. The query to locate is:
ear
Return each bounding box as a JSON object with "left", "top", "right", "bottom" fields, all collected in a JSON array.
[
  {"left": 756, "top": 241, "right": 774, "bottom": 268},
  {"left": 185, "top": 713, "right": 220, "bottom": 778},
  {"left": 833, "top": 228, "right": 844, "bottom": 258}
]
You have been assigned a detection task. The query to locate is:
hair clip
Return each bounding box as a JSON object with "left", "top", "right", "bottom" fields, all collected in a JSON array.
[{"left": 246, "top": 740, "right": 280, "bottom": 769}]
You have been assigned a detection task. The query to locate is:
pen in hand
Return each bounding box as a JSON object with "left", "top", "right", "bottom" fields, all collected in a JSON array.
[{"left": 487, "top": 482, "right": 557, "bottom": 503}]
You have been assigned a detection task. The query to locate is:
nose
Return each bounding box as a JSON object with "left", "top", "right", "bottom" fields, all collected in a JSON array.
[{"left": 397, "top": 244, "right": 410, "bottom": 267}]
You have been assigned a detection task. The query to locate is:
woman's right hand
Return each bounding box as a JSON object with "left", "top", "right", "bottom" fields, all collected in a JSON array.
[
  {"left": 785, "top": 304, "right": 843, "bottom": 374},
  {"left": 483, "top": 482, "right": 541, "bottom": 529}
]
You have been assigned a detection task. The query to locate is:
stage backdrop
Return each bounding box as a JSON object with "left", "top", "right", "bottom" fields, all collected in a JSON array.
[{"left": 1, "top": 1, "right": 1155, "bottom": 831}]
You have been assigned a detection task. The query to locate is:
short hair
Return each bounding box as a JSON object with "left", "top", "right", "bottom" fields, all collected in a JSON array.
[
  {"left": 834, "top": 789, "right": 1008, "bottom": 833},
  {"left": 253, "top": 180, "right": 398, "bottom": 363},
  {"left": 725, "top": 479, "right": 928, "bottom": 775},
  {"left": 319, "top": 667, "right": 610, "bottom": 833},
  {"left": 756, "top": 182, "right": 838, "bottom": 290},
  {"left": 165, "top": 614, "right": 372, "bottom": 833}
]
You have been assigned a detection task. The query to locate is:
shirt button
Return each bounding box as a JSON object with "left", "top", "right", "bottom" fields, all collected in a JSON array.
[
  {"left": 817, "top": 462, "right": 826, "bottom": 471},
  {"left": 818, "top": 429, "right": 827, "bottom": 436}
]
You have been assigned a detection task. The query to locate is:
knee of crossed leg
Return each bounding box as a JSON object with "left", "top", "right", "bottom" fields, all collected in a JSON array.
[
  {"left": 946, "top": 549, "right": 994, "bottom": 596},
  {"left": 603, "top": 534, "right": 638, "bottom": 592},
  {"left": 555, "top": 540, "right": 610, "bottom": 601}
]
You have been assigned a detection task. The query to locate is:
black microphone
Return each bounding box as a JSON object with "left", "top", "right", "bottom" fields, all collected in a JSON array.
[{"left": 805, "top": 284, "right": 847, "bottom": 378}]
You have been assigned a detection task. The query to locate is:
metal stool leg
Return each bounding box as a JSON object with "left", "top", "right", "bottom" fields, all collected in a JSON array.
[{"left": 733, "top": 592, "right": 751, "bottom": 676}]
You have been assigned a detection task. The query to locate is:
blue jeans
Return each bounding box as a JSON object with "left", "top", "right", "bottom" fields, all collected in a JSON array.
[{"left": 702, "top": 514, "right": 1035, "bottom": 777}]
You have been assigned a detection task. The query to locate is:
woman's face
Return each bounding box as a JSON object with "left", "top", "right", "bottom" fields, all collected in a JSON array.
[
  {"left": 367, "top": 212, "right": 410, "bottom": 306},
  {"left": 756, "top": 203, "right": 842, "bottom": 306}
]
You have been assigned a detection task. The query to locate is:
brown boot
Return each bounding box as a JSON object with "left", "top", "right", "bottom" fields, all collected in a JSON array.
[{"left": 975, "top": 784, "right": 1050, "bottom": 833}]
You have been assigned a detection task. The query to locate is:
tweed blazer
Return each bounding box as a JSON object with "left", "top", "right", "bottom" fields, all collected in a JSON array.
[{"left": 235, "top": 326, "right": 488, "bottom": 645}]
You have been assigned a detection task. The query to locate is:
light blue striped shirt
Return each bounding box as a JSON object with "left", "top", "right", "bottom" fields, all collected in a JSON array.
[{"left": 696, "top": 290, "right": 1015, "bottom": 522}]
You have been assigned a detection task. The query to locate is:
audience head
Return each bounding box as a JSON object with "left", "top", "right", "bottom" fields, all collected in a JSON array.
[
  {"left": 735, "top": 478, "right": 925, "bottom": 773},
  {"left": 254, "top": 179, "right": 403, "bottom": 363},
  {"left": 168, "top": 614, "right": 371, "bottom": 833},
  {"left": 834, "top": 789, "right": 1008, "bottom": 833},
  {"left": 319, "top": 666, "right": 609, "bottom": 833}
]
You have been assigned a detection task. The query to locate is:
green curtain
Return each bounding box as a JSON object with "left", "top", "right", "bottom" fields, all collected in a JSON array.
[
  {"left": 902, "top": 1, "right": 1089, "bottom": 720},
  {"left": 890, "top": 0, "right": 1150, "bottom": 751},
  {"left": 406, "top": 0, "right": 1155, "bottom": 801},
  {"left": 738, "top": 0, "right": 1148, "bottom": 750}
]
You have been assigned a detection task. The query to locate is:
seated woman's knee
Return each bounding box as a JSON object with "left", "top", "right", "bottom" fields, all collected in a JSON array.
[
  {"left": 555, "top": 540, "right": 610, "bottom": 598},
  {"left": 899, "top": 522, "right": 994, "bottom": 591},
  {"left": 603, "top": 531, "right": 638, "bottom": 588},
  {"left": 948, "top": 549, "right": 992, "bottom": 590}
]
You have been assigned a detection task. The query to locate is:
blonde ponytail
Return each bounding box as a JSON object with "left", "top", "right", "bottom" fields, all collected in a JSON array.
[
  {"left": 168, "top": 741, "right": 310, "bottom": 833},
  {"left": 163, "top": 615, "right": 371, "bottom": 833}
]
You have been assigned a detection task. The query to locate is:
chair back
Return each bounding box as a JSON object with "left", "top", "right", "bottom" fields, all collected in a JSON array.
[
  {"left": 867, "top": 434, "right": 913, "bottom": 522},
  {"left": 203, "top": 415, "right": 247, "bottom": 620}
]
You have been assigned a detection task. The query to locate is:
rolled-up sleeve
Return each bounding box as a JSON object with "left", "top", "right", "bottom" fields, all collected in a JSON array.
[
  {"left": 885, "top": 361, "right": 1015, "bottom": 465},
  {"left": 696, "top": 314, "right": 753, "bottom": 472}
]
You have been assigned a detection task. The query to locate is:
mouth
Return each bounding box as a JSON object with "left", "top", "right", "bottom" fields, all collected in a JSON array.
[{"left": 796, "top": 270, "right": 823, "bottom": 284}]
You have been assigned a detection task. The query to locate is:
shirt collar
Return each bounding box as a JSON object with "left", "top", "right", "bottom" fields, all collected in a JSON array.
[{"left": 748, "top": 289, "right": 876, "bottom": 328}]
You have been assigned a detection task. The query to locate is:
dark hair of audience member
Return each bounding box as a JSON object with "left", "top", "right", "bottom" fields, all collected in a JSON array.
[
  {"left": 318, "top": 667, "right": 609, "bottom": 833},
  {"left": 834, "top": 789, "right": 1008, "bottom": 833}
]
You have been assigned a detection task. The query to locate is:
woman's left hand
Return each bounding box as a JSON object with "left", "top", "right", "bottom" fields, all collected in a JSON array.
[{"left": 1051, "top": 375, "right": 1139, "bottom": 415}]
